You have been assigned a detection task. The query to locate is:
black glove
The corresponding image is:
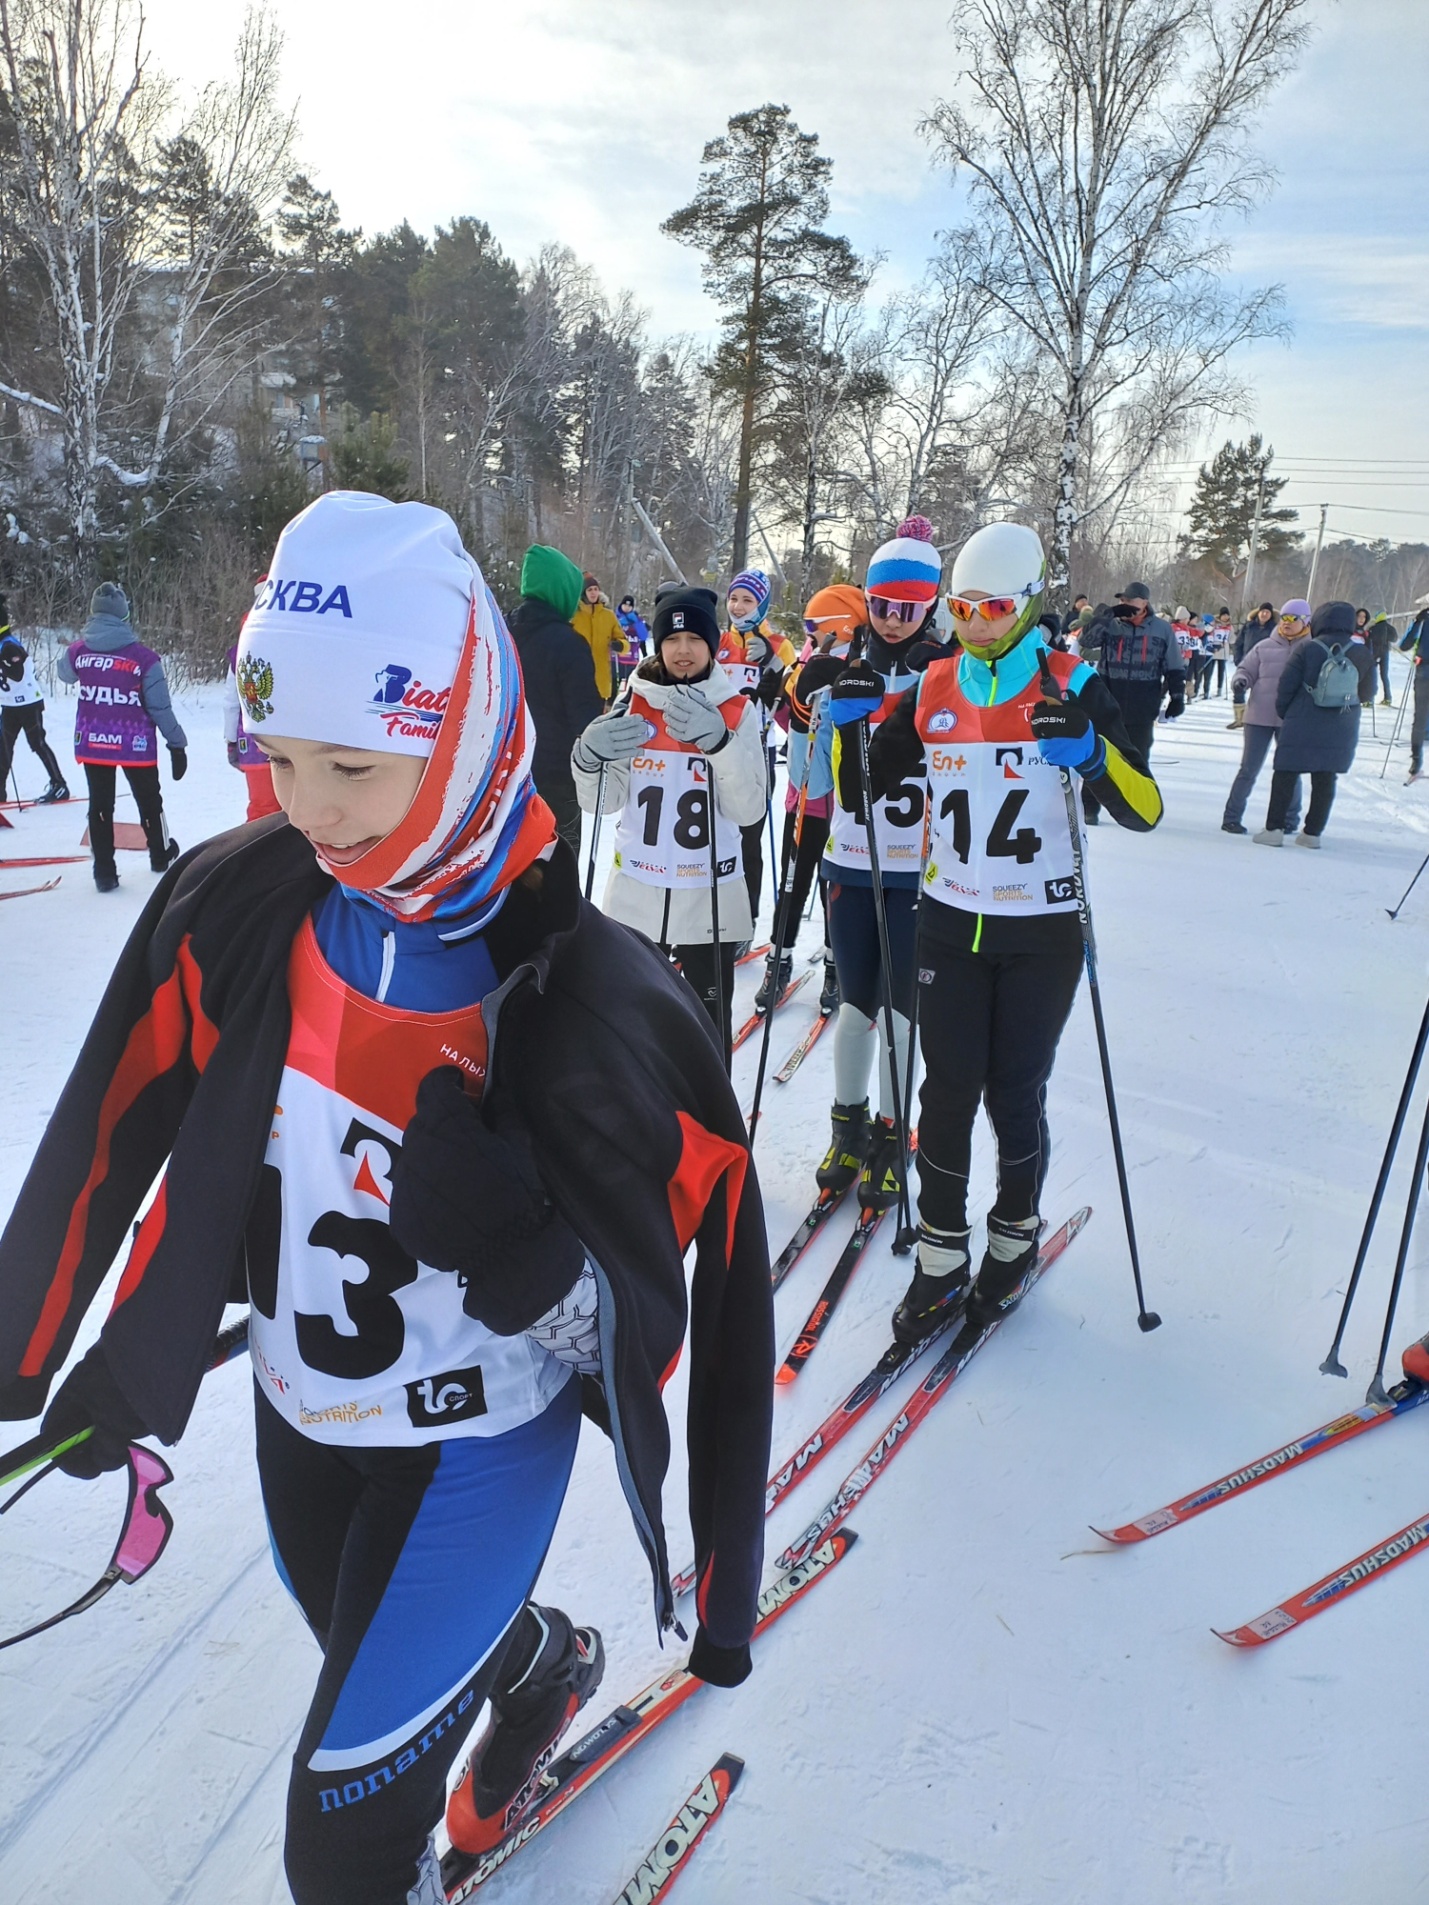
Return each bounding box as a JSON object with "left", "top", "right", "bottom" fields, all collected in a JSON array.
[
  {"left": 41, "top": 1343, "right": 149, "bottom": 1479},
  {"left": 389, "top": 1067, "right": 584, "bottom": 1335},
  {"left": 1164, "top": 694, "right": 1185, "bottom": 719},
  {"left": 169, "top": 746, "right": 188, "bottom": 781},
  {"left": 1029, "top": 697, "right": 1101, "bottom": 772}
]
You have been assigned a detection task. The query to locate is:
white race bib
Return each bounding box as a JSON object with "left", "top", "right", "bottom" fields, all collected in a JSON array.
[
  {"left": 922, "top": 739, "right": 1080, "bottom": 916},
  {"left": 613, "top": 746, "right": 742, "bottom": 889}
]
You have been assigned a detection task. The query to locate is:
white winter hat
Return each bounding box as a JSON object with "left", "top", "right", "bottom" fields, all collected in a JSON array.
[
  {"left": 947, "top": 521, "right": 1047, "bottom": 603},
  {"left": 236, "top": 491, "right": 477, "bottom": 757}
]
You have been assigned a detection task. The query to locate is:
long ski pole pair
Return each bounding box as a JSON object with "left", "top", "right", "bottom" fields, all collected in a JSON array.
[
  {"left": 1319, "top": 990, "right": 1429, "bottom": 1398},
  {"left": 854, "top": 712, "right": 915, "bottom": 1252},
  {"left": 1379, "top": 658, "right": 1412, "bottom": 779},
  {"left": 747, "top": 713, "right": 818, "bottom": 1140},
  {"left": 1038, "top": 661, "right": 1160, "bottom": 1333},
  {"left": 583, "top": 686, "right": 635, "bottom": 902}
]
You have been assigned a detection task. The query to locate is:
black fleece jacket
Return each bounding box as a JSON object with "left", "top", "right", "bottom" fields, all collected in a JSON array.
[{"left": 0, "top": 822, "right": 774, "bottom": 1678}]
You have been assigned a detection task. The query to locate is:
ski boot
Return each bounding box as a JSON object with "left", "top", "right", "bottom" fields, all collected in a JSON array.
[
  {"left": 445, "top": 1603, "right": 605, "bottom": 1857},
  {"left": 966, "top": 1214, "right": 1041, "bottom": 1327},
  {"left": 38, "top": 779, "right": 70, "bottom": 804},
  {"left": 818, "top": 956, "right": 840, "bottom": 1017},
  {"left": 892, "top": 1224, "right": 971, "bottom": 1347},
  {"left": 857, "top": 1115, "right": 904, "bottom": 1212},
  {"left": 754, "top": 949, "right": 793, "bottom": 1016},
  {"left": 1403, "top": 1334, "right": 1429, "bottom": 1388},
  {"left": 815, "top": 1099, "right": 871, "bottom": 1194}
]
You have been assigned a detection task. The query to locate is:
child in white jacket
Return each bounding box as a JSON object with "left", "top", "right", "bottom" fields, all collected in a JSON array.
[{"left": 572, "top": 585, "right": 767, "bottom": 1059}]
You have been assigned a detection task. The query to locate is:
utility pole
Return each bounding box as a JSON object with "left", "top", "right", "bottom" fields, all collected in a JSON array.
[
  {"left": 1307, "top": 503, "right": 1328, "bottom": 605},
  {"left": 631, "top": 498, "right": 688, "bottom": 585},
  {"left": 1240, "top": 469, "right": 1266, "bottom": 617}
]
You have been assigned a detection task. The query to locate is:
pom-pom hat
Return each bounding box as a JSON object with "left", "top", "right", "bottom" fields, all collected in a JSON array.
[
  {"left": 727, "top": 568, "right": 771, "bottom": 623},
  {"left": 865, "top": 516, "right": 942, "bottom": 604}
]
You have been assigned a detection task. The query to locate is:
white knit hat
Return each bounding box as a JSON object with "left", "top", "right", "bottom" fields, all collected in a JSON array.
[{"left": 236, "top": 491, "right": 476, "bottom": 757}]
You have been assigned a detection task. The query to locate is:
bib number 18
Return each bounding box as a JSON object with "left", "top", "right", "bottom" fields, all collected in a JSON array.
[{"left": 635, "top": 783, "right": 710, "bottom": 850}]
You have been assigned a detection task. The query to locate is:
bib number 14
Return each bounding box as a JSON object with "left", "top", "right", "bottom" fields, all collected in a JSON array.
[{"left": 939, "top": 786, "right": 1044, "bottom": 866}]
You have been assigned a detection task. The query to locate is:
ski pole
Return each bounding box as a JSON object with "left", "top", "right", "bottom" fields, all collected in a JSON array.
[
  {"left": 855, "top": 716, "right": 914, "bottom": 1249},
  {"left": 1380, "top": 659, "right": 1411, "bottom": 779},
  {"left": 893, "top": 798, "right": 933, "bottom": 1257},
  {"left": 1366, "top": 1082, "right": 1429, "bottom": 1405},
  {"left": 747, "top": 721, "right": 816, "bottom": 1142},
  {"left": 1320, "top": 991, "right": 1429, "bottom": 1376},
  {"left": 1039, "top": 661, "right": 1161, "bottom": 1332},
  {"left": 584, "top": 762, "right": 607, "bottom": 902},
  {"left": 706, "top": 758, "right": 727, "bottom": 1069},
  {"left": 1387, "top": 849, "right": 1429, "bottom": 922}
]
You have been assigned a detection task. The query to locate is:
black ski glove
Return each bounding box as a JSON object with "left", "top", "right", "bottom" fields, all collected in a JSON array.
[
  {"left": 688, "top": 1626, "right": 752, "bottom": 1688},
  {"left": 169, "top": 746, "right": 188, "bottom": 781},
  {"left": 390, "top": 1067, "right": 585, "bottom": 1336},
  {"left": 41, "top": 1343, "right": 149, "bottom": 1479}
]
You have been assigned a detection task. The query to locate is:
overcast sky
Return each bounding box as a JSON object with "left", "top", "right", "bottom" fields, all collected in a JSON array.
[{"left": 148, "top": 0, "right": 1429, "bottom": 550}]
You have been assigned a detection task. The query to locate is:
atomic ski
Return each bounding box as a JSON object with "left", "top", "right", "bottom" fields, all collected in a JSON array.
[
  {"left": 773, "top": 1009, "right": 832, "bottom": 1085},
  {"left": 1214, "top": 1508, "right": 1429, "bottom": 1648},
  {"left": 1093, "top": 1375, "right": 1429, "bottom": 1544},
  {"left": 612, "top": 1755, "right": 743, "bottom": 1904},
  {"left": 440, "top": 1531, "right": 857, "bottom": 1900},
  {"left": 769, "top": 1186, "right": 852, "bottom": 1294},
  {"left": 0, "top": 878, "right": 60, "bottom": 900},
  {"left": 731, "top": 969, "right": 813, "bottom": 1054},
  {"left": 773, "top": 1207, "right": 1093, "bottom": 1572}
]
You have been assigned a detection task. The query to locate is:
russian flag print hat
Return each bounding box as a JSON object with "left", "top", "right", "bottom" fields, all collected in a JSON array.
[
  {"left": 237, "top": 490, "right": 554, "bottom": 922},
  {"left": 865, "top": 516, "right": 941, "bottom": 604}
]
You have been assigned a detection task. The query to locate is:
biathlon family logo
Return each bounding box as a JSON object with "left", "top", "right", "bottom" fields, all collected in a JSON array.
[
  {"left": 927, "top": 708, "right": 957, "bottom": 733},
  {"left": 371, "top": 662, "right": 451, "bottom": 744},
  {"left": 237, "top": 654, "right": 275, "bottom": 723}
]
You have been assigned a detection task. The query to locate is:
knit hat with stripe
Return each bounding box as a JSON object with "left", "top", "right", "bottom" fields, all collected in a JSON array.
[{"left": 865, "top": 516, "right": 941, "bottom": 604}]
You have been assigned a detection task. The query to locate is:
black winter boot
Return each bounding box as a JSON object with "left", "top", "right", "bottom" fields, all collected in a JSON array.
[
  {"left": 816, "top": 1099, "right": 871, "bottom": 1194},
  {"left": 754, "top": 949, "right": 793, "bottom": 1015},
  {"left": 819, "top": 957, "right": 840, "bottom": 1017},
  {"left": 892, "top": 1224, "right": 972, "bottom": 1346},
  {"left": 858, "top": 1115, "right": 904, "bottom": 1212},
  {"left": 445, "top": 1604, "right": 605, "bottom": 1855},
  {"left": 966, "top": 1215, "right": 1041, "bottom": 1327}
]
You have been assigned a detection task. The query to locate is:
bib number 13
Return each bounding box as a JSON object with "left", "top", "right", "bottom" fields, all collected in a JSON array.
[{"left": 939, "top": 786, "right": 1044, "bottom": 866}]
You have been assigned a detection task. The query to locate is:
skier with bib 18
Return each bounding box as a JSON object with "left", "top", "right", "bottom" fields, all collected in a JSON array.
[
  {"left": 572, "top": 585, "right": 769, "bottom": 1061},
  {"left": 808, "top": 517, "right": 944, "bottom": 1214},
  {"left": 863, "top": 522, "right": 1164, "bottom": 1343},
  {"left": 0, "top": 494, "right": 774, "bottom": 1905}
]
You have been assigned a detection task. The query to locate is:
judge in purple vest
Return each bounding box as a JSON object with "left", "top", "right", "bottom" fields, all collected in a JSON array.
[{"left": 59, "top": 582, "right": 188, "bottom": 891}]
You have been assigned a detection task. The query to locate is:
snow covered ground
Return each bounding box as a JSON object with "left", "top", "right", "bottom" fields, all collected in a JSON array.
[{"left": 5, "top": 666, "right": 1429, "bottom": 1904}]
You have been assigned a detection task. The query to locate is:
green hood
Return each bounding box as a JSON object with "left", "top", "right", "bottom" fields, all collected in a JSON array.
[{"left": 521, "top": 544, "right": 584, "bottom": 620}]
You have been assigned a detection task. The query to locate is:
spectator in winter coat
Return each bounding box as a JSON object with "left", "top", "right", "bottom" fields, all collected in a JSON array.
[
  {"left": 1399, "top": 598, "right": 1429, "bottom": 783},
  {"left": 59, "top": 581, "right": 186, "bottom": 891},
  {"left": 1082, "top": 581, "right": 1184, "bottom": 822},
  {"left": 1221, "top": 600, "right": 1310, "bottom": 834},
  {"left": 1366, "top": 612, "right": 1395, "bottom": 706},
  {"left": 1255, "top": 600, "right": 1374, "bottom": 847},
  {"left": 1234, "top": 602, "right": 1276, "bottom": 666},
  {"left": 509, "top": 545, "right": 604, "bottom": 853},
  {"left": 0, "top": 597, "right": 69, "bottom": 802},
  {"left": 571, "top": 573, "right": 624, "bottom": 702}
]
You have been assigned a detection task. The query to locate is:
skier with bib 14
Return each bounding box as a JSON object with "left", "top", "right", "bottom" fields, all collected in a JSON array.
[
  {"left": 0, "top": 493, "right": 774, "bottom": 1905},
  {"left": 864, "top": 522, "right": 1164, "bottom": 1344}
]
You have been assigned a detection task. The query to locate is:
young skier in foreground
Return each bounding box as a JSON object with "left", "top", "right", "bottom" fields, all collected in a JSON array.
[
  {"left": 865, "top": 522, "right": 1164, "bottom": 1342},
  {"left": 0, "top": 493, "right": 774, "bottom": 1905}
]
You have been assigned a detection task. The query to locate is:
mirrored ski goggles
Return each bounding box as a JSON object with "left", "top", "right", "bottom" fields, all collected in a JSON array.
[
  {"left": 947, "top": 585, "right": 1037, "bottom": 623},
  {"left": 866, "top": 596, "right": 924, "bottom": 624},
  {"left": 0, "top": 1440, "right": 174, "bottom": 1652}
]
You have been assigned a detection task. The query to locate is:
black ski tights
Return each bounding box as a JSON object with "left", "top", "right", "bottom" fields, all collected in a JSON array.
[{"left": 915, "top": 924, "right": 1083, "bottom": 1233}]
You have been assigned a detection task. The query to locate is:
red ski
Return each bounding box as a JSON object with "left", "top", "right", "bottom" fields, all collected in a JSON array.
[
  {"left": 0, "top": 854, "right": 88, "bottom": 867},
  {"left": 0, "top": 877, "right": 60, "bottom": 900},
  {"left": 773, "top": 1008, "right": 832, "bottom": 1084},
  {"left": 1094, "top": 1377, "right": 1429, "bottom": 1544},
  {"left": 1214, "top": 1508, "right": 1429, "bottom": 1647},
  {"left": 611, "top": 1754, "right": 743, "bottom": 1903},
  {"left": 441, "top": 1532, "right": 856, "bottom": 1899},
  {"left": 731, "top": 968, "right": 812, "bottom": 1054}
]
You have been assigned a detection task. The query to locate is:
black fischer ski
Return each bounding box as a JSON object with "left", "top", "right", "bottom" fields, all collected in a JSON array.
[
  {"left": 769, "top": 1185, "right": 853, "bottom": 1294},
  {"left": 776, "top": 1206, "right": 890, "bottom": 1384},
  {"left": 773, "top": 1207, "right": 1092, "bottom": 1572},
  {"left": 612, "top": 1754, "right": 744, "bottom": 1903},
  {"left": 440, "top": 1532, "right": 858, "bottom": 1900}
]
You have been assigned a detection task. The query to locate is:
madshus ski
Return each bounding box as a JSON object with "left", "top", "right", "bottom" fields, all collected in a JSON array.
[
  {"left": 1214, "top": 1508, "right": 1429, "bottom": 1648},
  {"left": 441, "top": 1531, "right": 857, "bottom": 1900},
  {"left": 769, "top": 1185, "right": 852, "bottom": 1294},
  {"left": 731, "top": 969, "right": 812, "bottom": 1055},
  {"left": 1093, "top": 1375, "right": 1429, "bottom": 1545},
  {"left": 612, "top": 1754, "right": 743, "bottom": 1903},
  {"left": 773, "top": 1207, "right": 1093, "bottom": 1573}
]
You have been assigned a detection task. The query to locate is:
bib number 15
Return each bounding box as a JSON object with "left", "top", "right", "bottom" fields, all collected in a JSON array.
[{"left": 939, "top": 786, "right": 1044, "bottom": 866}]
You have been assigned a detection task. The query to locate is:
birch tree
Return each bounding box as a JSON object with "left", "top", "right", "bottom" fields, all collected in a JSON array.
[
  {"left": 0, "top": 0, "right": 294, "bottom": 553},
  {"left": 924, "top": 0, "right": 1310, "bottom": 595}
]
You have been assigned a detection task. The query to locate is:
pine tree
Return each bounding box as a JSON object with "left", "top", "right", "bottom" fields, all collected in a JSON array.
[
  {"left": 1182, "top": 435, "right": 1301, "bottom": 575},
  {"left": 663, "top": 104, "right": 861, "bottom": 573}
]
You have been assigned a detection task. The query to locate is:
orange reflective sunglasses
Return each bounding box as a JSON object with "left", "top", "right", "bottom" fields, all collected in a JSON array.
[{"left": 947, "top": 585, "right": 1034, "bottom": 623}]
